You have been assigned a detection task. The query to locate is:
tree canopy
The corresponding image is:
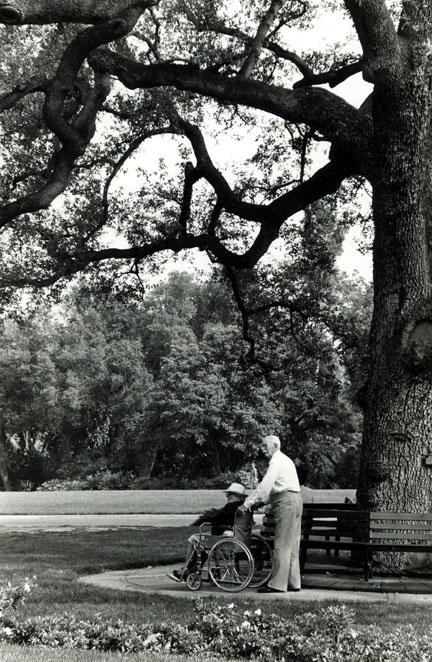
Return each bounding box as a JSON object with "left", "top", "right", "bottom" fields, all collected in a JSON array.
[{"left": 1, "top": 1, "right": 432, "bottom": 514}]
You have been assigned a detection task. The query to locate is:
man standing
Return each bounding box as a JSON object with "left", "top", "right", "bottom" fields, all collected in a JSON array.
[{"left": 241, "top": 435, "right": 302, "bottom": 593}]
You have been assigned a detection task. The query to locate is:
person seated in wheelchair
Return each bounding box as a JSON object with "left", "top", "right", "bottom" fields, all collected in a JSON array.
[{"left": 168, "top": 482, "right": 251, "bottom": 582}]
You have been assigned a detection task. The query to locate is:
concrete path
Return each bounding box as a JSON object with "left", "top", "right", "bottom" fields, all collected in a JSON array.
[{"left": 78, "top": 565, "right": 432, "bottom": 605}]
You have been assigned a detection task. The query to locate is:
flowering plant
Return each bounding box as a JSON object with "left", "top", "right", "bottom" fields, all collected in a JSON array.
[{"left": 0, "top": 577, "right": 37, "bottom": 618}]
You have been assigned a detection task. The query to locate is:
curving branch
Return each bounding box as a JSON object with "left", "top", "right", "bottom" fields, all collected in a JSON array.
[
  {"left": 0, "top": 232, "right": 212, "bottom": 289},
  {"left": 238, "top": 0, "right": 288, "bottom": 79},
  {"left": 90, "top": 50, "right": 373, "bottom": 172},
  {"left": 44, "top": 10, "right": 142, "bottom": 157},
  {"left": 92, "top": 125, "right": 176, "bottom": 241},
  {"left": 169, "top": 112, "right": 351, "bottom": 248},
  {"left": 0, "top": 149, "right": 75, "bottom": 228},
  {"left": 0, "top": 0, "right": 156, "bottom": 25},
  {"left": 1, "top": 151, "right": 348, "bottom": 286},
  {"left": 0, "top": 8, "right": 145, "bottom": 228},
  {"left": 222, "top": 263, "right": 271, "bottom": 370},
  {"left": 0, "top": 76, "right": 49, "bottom": 113}
]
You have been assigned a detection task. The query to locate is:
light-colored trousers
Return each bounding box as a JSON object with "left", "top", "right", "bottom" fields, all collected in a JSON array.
[{"left": 268, "top": 490, "right": 303, "bottom": 591}]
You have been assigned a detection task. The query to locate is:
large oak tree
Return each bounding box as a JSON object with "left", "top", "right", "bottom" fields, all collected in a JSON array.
[{"left": 0, "top": 1, "right": 431, "bottom": 512}]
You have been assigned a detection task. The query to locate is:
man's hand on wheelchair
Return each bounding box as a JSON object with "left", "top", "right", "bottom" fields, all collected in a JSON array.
[{"left": 240, "top": 501, "right": 264, "bottom": 512}]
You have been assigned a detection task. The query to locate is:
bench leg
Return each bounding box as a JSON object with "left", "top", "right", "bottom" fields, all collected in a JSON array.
[
  {"left": 300, "top": 545, "right": 306, "bottom": 573},
  {"left": 364, "top": 549, "right": 372, "bottom": 581}
]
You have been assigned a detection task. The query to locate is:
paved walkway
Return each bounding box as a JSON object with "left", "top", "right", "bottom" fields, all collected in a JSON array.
[{"left": 78, "top": 565, "right": 432, "bottom": 605}]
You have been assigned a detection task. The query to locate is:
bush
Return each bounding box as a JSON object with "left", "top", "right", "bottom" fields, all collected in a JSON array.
[
  {"left": 37, "top": 478, "right": 91, "bottom": 491},
  {"left": 130, "top": 472, "right": 246, "bottom": 490},
  {"left": 85, "top": 470, "right": 136, "bottom": 490},
  {"left": 37, "top": 470, "right": 136, "bottom": 491},
  {"left": 2, "top": 592, "right": 432, "bottom": 660}
]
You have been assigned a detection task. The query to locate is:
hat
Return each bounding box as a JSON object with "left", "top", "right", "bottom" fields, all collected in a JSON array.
[{"left": 223, "top": 482, "right": 246, "bottom": 497}]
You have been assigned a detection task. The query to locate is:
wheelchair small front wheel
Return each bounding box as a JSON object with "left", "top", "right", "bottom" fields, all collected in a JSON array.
[
  {"left": 186, "top": 571, "right": 202, "bottom": 591},
  {"left": 208, "top": 539, "right": 254, "bottom": 592}
]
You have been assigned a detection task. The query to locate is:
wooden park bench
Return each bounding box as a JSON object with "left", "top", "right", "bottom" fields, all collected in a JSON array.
[
  {"left": 366, "top": 511, "right": 432, "bottom": 579},
  {"left": 260, "top": 506, "right": 432, "bottom": 581}
]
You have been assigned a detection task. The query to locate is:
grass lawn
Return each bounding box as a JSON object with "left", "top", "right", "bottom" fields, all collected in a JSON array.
[
  {"left": 0, "top": 488, "right": 356, "bottom": 515},
  {"left": 0, "top": 644, "right": 225, "bottom": 662},
  {"left": 1, "top": 526, "right": 432, "bottom": 660}
]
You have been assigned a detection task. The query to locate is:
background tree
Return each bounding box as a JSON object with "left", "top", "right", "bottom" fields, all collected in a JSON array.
[{"left": 0, "top": 263, "right": 368, "bottom": 489}]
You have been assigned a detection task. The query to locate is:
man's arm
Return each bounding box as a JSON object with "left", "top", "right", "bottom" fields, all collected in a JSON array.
[
  {"left": 242, "top": 461, "right": 278, "bottom": 510},
  {"left": 191, "top": 508, "right": 218, "bottom": 526}
]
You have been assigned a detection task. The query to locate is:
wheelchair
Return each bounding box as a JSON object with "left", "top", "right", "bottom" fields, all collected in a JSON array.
[{"left": 177, "top": 510, "right": 272, "bottom": 593}]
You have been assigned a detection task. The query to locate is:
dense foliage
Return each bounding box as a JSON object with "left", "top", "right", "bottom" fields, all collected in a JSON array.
[
  {"left": 1, "top": 589, "right": 432, "bottom": 661},
  {"left": 0, "top": 235, "right": 370, "bottom": 490}
]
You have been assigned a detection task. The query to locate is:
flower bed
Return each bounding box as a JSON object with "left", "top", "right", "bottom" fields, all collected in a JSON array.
[{"left": 1, "top": 583, "right": 432, "bottom": 661}]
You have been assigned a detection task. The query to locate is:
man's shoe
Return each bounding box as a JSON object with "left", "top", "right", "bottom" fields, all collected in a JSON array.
[
  {"left": 167, "top": 569, "right": 184, "bottom": 582},
  {"left": 257, "top": 585, "right": 285, "bottom": 593}
]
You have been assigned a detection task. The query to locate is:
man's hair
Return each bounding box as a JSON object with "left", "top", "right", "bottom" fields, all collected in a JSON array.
[{"left": 263, "top": 434, "right": 281, "bottom": 450}]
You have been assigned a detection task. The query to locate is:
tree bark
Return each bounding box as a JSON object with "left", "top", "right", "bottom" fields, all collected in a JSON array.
[
  {"left": 357, "top": 51, "right": 432, "bottom": 566},
  {"left": 0, "top": 0, "right": 152, "bottom": 25}
]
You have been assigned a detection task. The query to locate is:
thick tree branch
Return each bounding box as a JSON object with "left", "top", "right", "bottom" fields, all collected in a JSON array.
[
  {"left": 90, "top": 50, "right": 372, "bottom": 171},
  {"left": 3, "top": 155, "right": 348, "bottom": 285},
  {"left": 238, "top": 162, "right": 348, "bottom": 267},
  {"left": 44, "top": 11, "right": 142, "bottom": 156},
  {"left": 294, "top": 60, "right": 364, "bottom": 89},
  {"left": 0, "top": 71, "right": 111, "bottom": 228},
  {"left": 169, "top": 113, "right": 351, "bottom": 232},
  {"left": 0, "top": 76, "right": 49, "bottom": 112},
  {"left": 0, "top": 0, "right": 156, "bottom": 25},
  {"left": 0, "top": 232, "right": 212, "bottom": 289},
  {"left": 344, "top": 0, "right": 402, "bottom": 82},
  {"left": 0, "top": 11, "right": 143, "bottom": 227},
  {"left": 0, "top": 149, "right": 75, "bottom": 228}
]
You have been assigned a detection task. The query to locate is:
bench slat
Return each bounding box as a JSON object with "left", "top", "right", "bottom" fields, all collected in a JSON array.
[
  {"left": 371, "top": 522, "right": 432, "bottom": 531},
  {"left": 368, "top": 543, "right": 432, "bottom": 551},
  {"left": 304, "top": 509, "right": 368, "bottom": 518},
  {"left": 370, "top": 531, "right": 432, "bottom": 541},
  {"left": 302, "top": 540, "right": 366, "bottom": 550},
  {"left": 370, "top": 512, "right": 432, "bottom": 521}
]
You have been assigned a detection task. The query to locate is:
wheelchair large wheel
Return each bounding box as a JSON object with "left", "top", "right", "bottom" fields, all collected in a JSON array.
[
  {"left": 208, "top": 538, "right": 254, "bottom": 592},
  {"left": 248, "top": 534, "right": 272, "bottom": 588}
]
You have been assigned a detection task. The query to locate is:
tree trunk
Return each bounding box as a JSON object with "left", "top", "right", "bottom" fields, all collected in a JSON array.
[
  {"left": 138, "top": 442, "right": 159, "bottom": 479},
  {"left": 357, "top": 59, "right": 432, "bottom": 567},
  {"left": 0, "top": 428, "right": 11, "bottom": 491}
]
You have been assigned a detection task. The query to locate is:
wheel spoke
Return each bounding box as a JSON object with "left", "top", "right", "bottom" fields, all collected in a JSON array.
[{"left": 208, "top": 539, "right": 254, "bottom": 592}]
